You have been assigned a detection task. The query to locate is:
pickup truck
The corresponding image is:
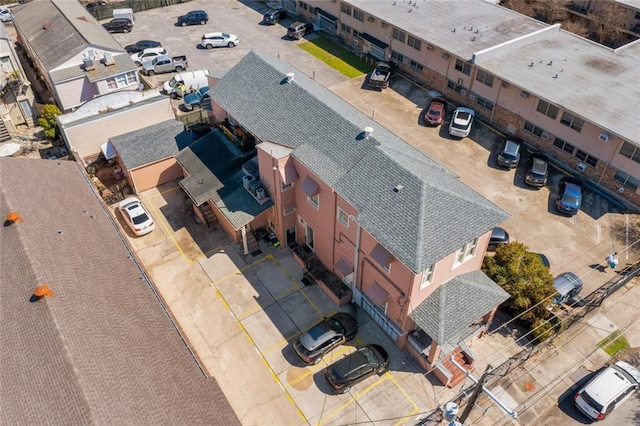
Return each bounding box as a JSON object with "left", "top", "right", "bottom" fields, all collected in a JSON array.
[
  {"left": 183, "top": 86, "right": 210, "bottom": 111},
  {"left": 367, "top": 62, "right": 393, "bottom": 90},
  {"left": 141, "top": 55, "right": 188, "bottom": 76}
]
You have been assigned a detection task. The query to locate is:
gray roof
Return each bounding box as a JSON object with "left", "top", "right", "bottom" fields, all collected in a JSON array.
[
  {"left": 475, "top": 30, "right": 640, "bottom": 145},
  {"left": 409, "top": 271, "right": 510, "bottom": 344},
  {"left": 0, "top": 157, "right": 240, "bottom": 425},
  {"left": 175, "top": 129, "right": 273, "bottom": 229},
  {"left": 12, "top": 0, "right": 124, "bottom": 70},
  {"left": 110, "top": 119, "right": 191, "bottom": 170},
  {"left": 210, "top": 51, "right": 509, "bottom": 272},
  {"left": 50, "top": 52, "right": 136, "bottom": 84},
  {"left": 348, "top": 0, "right": 547, "bottom": 60}
]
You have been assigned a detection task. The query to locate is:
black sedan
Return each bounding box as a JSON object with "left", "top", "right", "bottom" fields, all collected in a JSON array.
[
  {"left": 293, "top": 312, "right": 357, "bottom": 365},
  {"left": 487, "top": 227, "right": 509, "bottom": 252},
  {"left": 125, "top": 40, "right": 162, "bottom": 54},
  {"left": 324, "top": 344, "right": 389, "bottom": 394}
]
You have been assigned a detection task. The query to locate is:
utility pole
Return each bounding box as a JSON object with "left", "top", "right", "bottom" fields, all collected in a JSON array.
[{"left": 459, "top": 365, "right": 492, "bottom": 423}]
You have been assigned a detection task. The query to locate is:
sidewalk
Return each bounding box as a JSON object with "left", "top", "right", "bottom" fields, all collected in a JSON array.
[{"left": 456, "top": 275, "right": 640, "bottom": 426}]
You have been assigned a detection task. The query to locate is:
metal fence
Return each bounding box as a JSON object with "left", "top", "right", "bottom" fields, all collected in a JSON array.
[{"left": 88, "top": 0, "right": 194, "bottom": 21}]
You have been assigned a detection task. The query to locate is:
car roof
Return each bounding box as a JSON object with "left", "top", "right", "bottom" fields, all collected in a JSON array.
[
  {"left": 503, "top": 139, "right": 520, "bottom": 154},
  {"left": 454, "top": 107, "right": 475, "bottom": 116},
  {"left": 203, "top": 32, "right": 226, "bottom": 38},
  {"left": 490, "top": 227, "right": 508, "bottom": 240},
  {"left": 299, "top": 321, "right": 336, "bottom": 351},
  {"left": 554, "top": 272, "right": 583, "bottom": 295},
  {"left": 564, "top": 181, "right": 582, "bottom": 197},
  {"left": 585, "top": 363, "right": 639, "bottom": 404}
]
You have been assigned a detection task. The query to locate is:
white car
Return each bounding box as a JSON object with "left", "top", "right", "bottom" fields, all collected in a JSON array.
[
  {"left": 0, "top": 6, "right": 12, "bottom": 23},
  {"left": 118, "top": 197, "right": 155, "bottom": 236},
  {"left": 448, "top": 107, "right": 475, "bottom": 138},
  {"left": 130, "top": 47, "right": 167, "bottom": 65},
  {"left": 201, "top": 32, "right": 239, "bottom": 49}
]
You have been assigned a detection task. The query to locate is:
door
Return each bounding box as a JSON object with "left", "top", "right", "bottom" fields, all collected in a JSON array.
[
  {"left": 286, "top": 227, "right": 296, "bottom": 247},
  {"left": 306, "top": 225, "right": 314, "bottom": 251}
]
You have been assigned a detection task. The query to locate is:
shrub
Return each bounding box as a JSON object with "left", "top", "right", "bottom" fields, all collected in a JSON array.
[{"left": 37, "top": 104, "right": 62, "bottom": 139}]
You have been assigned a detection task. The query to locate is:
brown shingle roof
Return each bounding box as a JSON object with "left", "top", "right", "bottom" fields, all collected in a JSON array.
[{"left": 0, "top": 158, "right": 240, "bottom": 425}]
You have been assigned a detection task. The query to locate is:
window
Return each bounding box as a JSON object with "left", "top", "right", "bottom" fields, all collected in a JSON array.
[
  {"left": 308, "top": 194, "right": 319, "bottom": 209},
  {"left": 353, "top": 8, "right": 364, "bottom": 21},
  {"left": 299, "top": 1, "right": 308, "bottom": 10},
  {"left": 106, "top": 78, "right": 117, "bottom": 90},
  {"left": 420, "top": 264, "right": 434, "bottom": 289},
  {"left": 341, "top": 23, "right": 352, "bottom": 34},
  {"left": 341, "top": 3, "right": 352, "bottom": 15},
  {"left": 337, "top": 208, "right": 349, "bottom": 227},
  {"left": 560, "top": 112, "right": 584, "bottom": 132},
  {"left": 523, "top": 121, "right": 546, "bottom": 138},
  {"left": 575, "top": 150, "right": 598, "bottom": 167},
  {"left": 283, "top": 205, "right": 296, "bottom": 216},
  {"left": 614, "top": 171, "right": 639, "bottom": 191},
  {"left": 410, "top": 60, "right": 423, "bottom": 72},
  {"left": 620, "top": 141, "right": 640, "bottom": 164},
  {"left": 391, "top": 51, "right": 404, "bottom": 63},
  {"left": 455, "top": 238, "right": 478, "bottom": 265},
  {"left": 352, "top": 30, "right": 360, "bottom": 38},
  {"left": 553, "top": 137, "right": 576, "bottom": 154},
  {"left": 383, "top": 263, "right": 391, "bottom": 274},
  {"left": 455, "top": 59, "right": 472, "bottom": 76},
  {"left": 475, "top": 95, "right": 494, "bottom": 111},
  {"left": 392, "top": 28, "right": 406, "bottom": 42},
  {"left": 447, "top": 79, "right": 466, "bottom": 93},
  {"left": 475, "top": 69, "right": 494, "bottom": 87},
  {"left": 407, "top": 35, "right": 421, "bottom": 50},
  {"left": 536, "top": 100, "right": 559, "bottom": 120}
]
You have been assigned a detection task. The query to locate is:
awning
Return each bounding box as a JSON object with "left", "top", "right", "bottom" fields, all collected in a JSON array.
[
  {"left": 368, "top": 281, "right": 389, "bottom": 306},
  {"left": 335, "top": 257, "right": 354, "bottom": 276},
  {"left": 360, "top": 33, "right": 389, "bottom": 49},
  {"left": 100, "top": 141, "right": 116, "bottom": 160},
  {"left": 370, "top": 243, "right": 393, "bottom": 267},
  {"left": 300, "top": 176, "right": 319, "bottom": 197},
  {"left": 316, "top": 8, "right": 338, "bottom": 22},
  {"left": 280, "top": 163, "right": 299, "bottom": 185}
]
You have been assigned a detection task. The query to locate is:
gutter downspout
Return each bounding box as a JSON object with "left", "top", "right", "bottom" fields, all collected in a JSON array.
[{"left": 241, "top": 225, "right": 249, "bottom": 255}]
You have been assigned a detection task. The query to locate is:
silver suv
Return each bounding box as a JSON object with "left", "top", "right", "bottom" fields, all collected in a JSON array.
[
  {"left": 293, "top": 313, "right": 357, "bottom": 365},
  {"left": 497, "top": 139, "right": 521, "bottom": 168}
]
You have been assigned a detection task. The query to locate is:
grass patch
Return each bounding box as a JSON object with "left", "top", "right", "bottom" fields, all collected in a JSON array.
[
  {"left": 597, "top": 331, "right": 631, "bottom": 357},
  {"left": 298, "top": 36, "right": 370, "bottom": 78}
]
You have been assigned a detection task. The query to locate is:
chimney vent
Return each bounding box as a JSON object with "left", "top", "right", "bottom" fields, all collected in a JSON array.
[
  {"left": 5, "top": 211, "right": 23, "bottom": 225},
  {"left": 363, "top": 126, "right": 374, "bottom": 139},
  {"left": 83, "top": 57, "right": 95, "bottom": 71},
  {"left": 103, "top": 52, "right": 115, "bottom": 66},
  {"left": 285, "top": 72, "right": 295, "bottom": 83},
  {"left": 393, "top": 185, "right": 404, "bottom": 193},
  {"left": 32, "top": 285, "right": 54, "bottom": 302}
]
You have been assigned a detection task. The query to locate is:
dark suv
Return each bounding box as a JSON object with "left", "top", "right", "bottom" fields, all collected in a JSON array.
[
  {"left": 103, "top": 18, "right": 133, "bottom": 33},
  {"left": 177, "top": 10, "right": 208, "bottom": 26},
  {"left": 525, "top": 154, "right": 549, "bottom": 187},
  {"left": 496, "top": 138, "right": 521, "bottom": 168},
  {"left": 287, "top": 22, "right": 311, "bottom": 40},
  {"left": 263, "top": 8, "right": 287, "bottom": 25}
]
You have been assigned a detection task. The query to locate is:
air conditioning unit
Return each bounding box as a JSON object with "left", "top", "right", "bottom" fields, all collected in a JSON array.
[
  {"left": 103, "top": 52, "right": 115, "bottom": 66},
  {"left": 599, "top": 132, "right": 610, "bottom": 142},
  {"left": 441, "top": 53, "right": 449, "bottom": 59},
  {"left": 469, "top": 94, "right": 476, "bottom": 100},
  {"left": 367, "top": 16, "right": 375, "bottom": 22},
  {"left": 520, "top": 91, "right": 529, "bottom": 98},
  {"left": 457, "top": 78, "right": 464, "bottom": 86},
  {"left": 618, "top": 187, "right": 625, "bottom": 193},
  {"left": 255, "top": 187, "right": 266, "bottom": 200},
  {"left": 354, "top": 38, "right": 359, "bottom": 45},
  {"left": 541, "top": 132, "right": 550, "bottom": 140},
  {"left": 459, "top": 89, "right": 467, "bottom": 95},
  {"left": 426, "top": 44, "right": 434, "bottom": 51},
  {"left": 242, "top": 175, "right": 255, "bottom": 191},
  {"left": 576, "top": 163, "right": 586, "bottom": 172},
  {"left": 82, "top": 57, "right": 95, "bottom": 71},
  {"left": 501, "top": 81, "right": 510, "bottom": 89},
  {"left": 381, "top": 22, "right": 388, "bottom": 28},
  {"left": 402, "top": 57, "right": 409, "bottom": 64}
]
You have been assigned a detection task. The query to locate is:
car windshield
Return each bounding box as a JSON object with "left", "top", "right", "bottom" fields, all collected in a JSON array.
[
  {"left": 502, "top": 153, "right": 517, "bottom": 160},
  {"left": 362, "top": 347, "right": 378, "bottom": 365},
  {"left": 327, "top": 317, "right": 346, "bottom": 334},
  {"left": 132, "top": 212, "right": 150, "bottom": 225},
  {"left": 222, "top": 33, "right": 230, "bottom": 38},
  {"left": 428, "top": 108, "right": 442, "bottom": 117},
  {"left": 562, "top": 193, "right": 580, "bottom": 207}
]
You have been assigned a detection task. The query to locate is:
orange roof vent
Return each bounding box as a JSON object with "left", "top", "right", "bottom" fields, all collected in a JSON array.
[
  {"left": 5, "top": 211, "right": 24, "bottom": 224},
  {"left": 33, "top": 285, "right": 54, "bottom": 300}
]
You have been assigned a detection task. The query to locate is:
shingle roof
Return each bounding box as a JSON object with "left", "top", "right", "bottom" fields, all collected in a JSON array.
[
  {"left": 409, "top": 271, "right": 510, "bottom": 344},
  {"left": 110, "top": 119, "right": 191, "bottom": 170},
  {"left": 175, "top": 129, "right": 273, "bottom": 229},
  {"left": 210, "top": 51, "right": 509, "bottom": 272},
  {"left": 0, "top": 157, "right": 240, "bottom": 425},
  {"left": 13, "top": 0, "right": 124, "bottom": 71},
  {"left": 50, "top": 52, "right": 136, "bottom": 84}
]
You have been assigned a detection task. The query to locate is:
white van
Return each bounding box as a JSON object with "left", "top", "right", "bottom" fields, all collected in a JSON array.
[
  {"left": 574, "top": 361, "right": 640, "bottom": 421},
  {"left": 113, "top": 8, "right": 135, "bottom": 23},
  {"left": 163, "top": 69, "right": 210, "bottom": 98}
]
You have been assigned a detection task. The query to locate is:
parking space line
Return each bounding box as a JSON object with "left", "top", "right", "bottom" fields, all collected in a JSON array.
[{"left": 317, "top": 375, "right": 391, "bottom": 426}]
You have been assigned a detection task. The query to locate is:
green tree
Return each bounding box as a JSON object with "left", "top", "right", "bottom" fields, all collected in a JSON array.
[
  {"left": 37, "top": 104, "right": 62, "bottom": 139},
  {"left": 482, "top": 242, "right": 556, "bottom": 342}
]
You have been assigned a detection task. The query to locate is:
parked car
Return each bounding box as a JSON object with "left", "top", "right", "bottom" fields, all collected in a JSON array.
[
  {"left": 487, "top": 227, "right": 509, "bottom": 252},
  {"left": 263, "top": 8, "right": 287, "bottom": 25},
  {"left": 183, "top": 86, "right": 210, "bottom": 111},
  {"left": 287, "top": 21, "right": 311, "bottom": 40},
  {"left": 324, "top": 344, "right": 389, "bottom": 394},
  {"left": 366, "top": 62, "right": 393, "bottom": 90},
  {"left": 575, "top": 361, "right": 640, "bottom": 421},
  {"left": 0, "top": 6, "right": 12, "bottom": 22},
  {"left": 85, "top": 1, "right": 107, "bottom": 13},
  {"left": 130, "top": 47, "right": 167, "bottom": 65},
  {"left": 556, "top": 177, "right": 582, "bottom": 215},
  {"left": 125, "top": 40, "right": 162, "bottom": 54},
  {"left": 496, "top": 138, "right": 521, "bottom": 168},
  {"left": 448, "top": 107, "right": 475, "bottom": 138},
  {"left": 102, "top": 18, "right": 133, "bottom": 33},
  {"left": 142, "top": 55, "right": 188, "bottom": 76},
  {"left": 292, "top": 313, "right": 358, "bottom": 365},
  {"left": 525, "top": 154, "right": 549, "bottom": 187},
  {"left": 177, "top": 10, "right": 208, "bottom": 26},
  {"left": 424, "top": 98, "right": 446, "bottom": 126},
  {"left": 118, "top": 197, "right": 155, "bottom": 237},
  {"left": 201, "top": 32, "right": 239, "bottom": 49},
  {"left": 552, "top": 272, "right": 583, "bottom": 305}
]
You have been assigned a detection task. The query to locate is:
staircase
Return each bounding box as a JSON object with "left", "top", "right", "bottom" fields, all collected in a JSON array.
[
  {"left": 441, "top": 348, "right": 474, "bottom": 388},
  {"left": 245, "top": 231, "right": 260, "bottom": 255},
  {"left": 0, "top": 119, "right": 11, "bottom": 143},
  {"left": 198, "top": 202, "right": 217, "bottom": 227}
]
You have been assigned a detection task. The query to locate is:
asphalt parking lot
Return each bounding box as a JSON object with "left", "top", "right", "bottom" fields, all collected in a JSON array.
[{"left": 105, "top": 1, "right": 640, "bottom": 424}]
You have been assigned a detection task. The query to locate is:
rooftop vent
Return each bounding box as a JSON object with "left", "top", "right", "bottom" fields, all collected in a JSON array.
[
  {"left": 83, "top": 57, "right": 95, "bottom": 71},
  {"left": 285, "top": 72, "right": 295, "bottom": 83},
  {"left": 31, "top": 285, "right": 54, "bottom": 302},
  {"left": 5, "top": 211, "right": 23, "bottom": 225},
  {"left": 103, "top": 52, "right": 115, "bottom": 66},
  {"left": 363, "top": 126, "right": 373, "bottom": 140},
  {"left": 393, "top": 185, "right": 404, "bottom": 193}
]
